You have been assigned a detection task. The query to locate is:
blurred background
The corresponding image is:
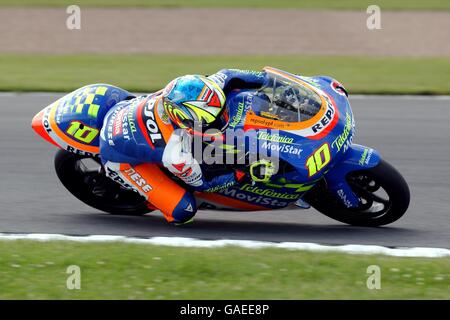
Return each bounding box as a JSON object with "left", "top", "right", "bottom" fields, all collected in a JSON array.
[{"left": 0, "top": 0, "right": 449, "bottom": 94}]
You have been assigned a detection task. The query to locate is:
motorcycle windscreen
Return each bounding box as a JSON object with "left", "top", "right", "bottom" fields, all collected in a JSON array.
[{"left": 252, "top": 69, "right": 323, "bottom": 123}]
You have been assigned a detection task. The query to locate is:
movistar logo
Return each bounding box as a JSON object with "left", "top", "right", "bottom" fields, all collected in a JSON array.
[
  {"left": 217, "top": 187, "right": 290, "bottom": 207},
  {"left": 260, "top": 141, "right": 303, "bottom": 156}
]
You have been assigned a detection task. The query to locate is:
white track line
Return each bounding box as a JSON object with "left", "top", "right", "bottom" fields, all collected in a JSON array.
[{"left": 0, "top": 233, "right": 449, "bottom": 258}]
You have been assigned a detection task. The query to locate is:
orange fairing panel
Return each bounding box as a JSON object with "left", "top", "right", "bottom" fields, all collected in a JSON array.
[{"left": 31, "top": 108, "right": 61, "bottom": 149}]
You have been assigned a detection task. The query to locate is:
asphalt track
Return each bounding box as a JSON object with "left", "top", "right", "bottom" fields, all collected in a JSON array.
[{"left": 0, "top": 93, "right": 449, "bottom": 248}]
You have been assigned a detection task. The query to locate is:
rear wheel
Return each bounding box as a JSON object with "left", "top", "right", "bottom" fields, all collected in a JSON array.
[
  {"left": 54, "top": 149, "right": 151, "bottom": 215},
  {"left": 304, "top": 159, "right": 410, "bottom": 227}
]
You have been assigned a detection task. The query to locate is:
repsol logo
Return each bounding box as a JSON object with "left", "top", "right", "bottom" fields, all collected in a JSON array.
[
  {"left": 311, "top": 102, "right": 335, "bottom": 133},
  {"left": 66, "top": 146, "right": 99, "bottom": 159},
  {"left": 43, "top": 107, "right": 52, "bottom": 134},
  {"left": 142, "top": 98, "right": 162, "bottom": 144},
  {"left": 105, "top": 167, "right": 134, "bottom": 191}
]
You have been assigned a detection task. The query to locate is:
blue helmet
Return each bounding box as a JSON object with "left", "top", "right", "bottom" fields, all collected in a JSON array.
[{"left": 162, "top": 75, "right": 229, "bottom": 132}]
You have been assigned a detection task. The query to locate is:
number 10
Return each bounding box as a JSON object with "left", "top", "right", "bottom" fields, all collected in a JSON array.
[{"left": 306, "top": 143, "right": 331, "bottom": 177}]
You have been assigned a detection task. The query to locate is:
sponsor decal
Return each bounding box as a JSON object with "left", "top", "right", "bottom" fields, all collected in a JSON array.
[
  {"left": 310, "top": 100, "right": 335, "bottom": 134},
  {"left": 105, "top": 166, "right": 134, "bottom": 190},
  {"left": 248, "top": 117, "right": 279, "bottom": 129},
  {"left": 330, "top": 80, "right": 347, "bottom": 97},
  {"left": 106, "top": 106, "right": 124, "bottom": 146},
  {"left": 127, "top": 104, "right": 138, "bottom": 135},
  {"left": 55, "top": 102, "right": 65, "bottom": 125},
  {"left": 365, "top": 149, "right": 374, "bottom": 165},
  {"left": 228, "top": 100, "right": 245, "bottom": 129},
  {"left": 337, "top": 189, "right": 353, "bottom": 208},
  {"left": 204, "top": 181, "right": 236, "bottom": 193},
  {"left": 66, "top": 145, "right": 99, "bottom": 158},
  {"left": 217, "top": 188, "right": 288, "bottom": 207},
  {"left": 240, "top": 183, "right": 299, "bottom": 200},
  {"left": 141, "top": 98, "right": 163, "bottom": 146},
  {"left": 113, "top": 108, "right": 127, "bottom": 137},
  {"left": 260, "top": 141, "right": 303, "bottom": 156},
  {"left": 359, "top": 148, "right": 373, "bottom": 166},
  {"left": 123, "top": 167, "right": 152, "bottom": 193},
  {"left": 257, "top": 132, "right": 294, "bottom": 144},
  {"left": 331, "top": 112, "right": 354, "bottom": 152},
  {"left": 359, "top": 148, "right": 369, "bottom": 165},
  {"left": 43, "top": 106, "right": 53, "bottom": 134}
]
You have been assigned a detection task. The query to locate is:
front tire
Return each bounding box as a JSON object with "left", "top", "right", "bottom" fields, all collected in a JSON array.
[
  {"left": 54, "top": 149, "right": 151, "bottom": 215},
  {"left": 304, "top": 159, "right": 410, "bottom": 227}
]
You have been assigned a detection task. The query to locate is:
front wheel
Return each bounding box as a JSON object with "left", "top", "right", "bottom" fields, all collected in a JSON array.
[
  {"left": 54, "top": 149, "right": 151, "bottom": 215},
  {"left": 304, "top": 159, "right": 410, "bottom": 227}
]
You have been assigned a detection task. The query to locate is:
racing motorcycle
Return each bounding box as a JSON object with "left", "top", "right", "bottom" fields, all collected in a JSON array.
[{"left": 31, "top": 67, "right": 410, "bottom": 227}]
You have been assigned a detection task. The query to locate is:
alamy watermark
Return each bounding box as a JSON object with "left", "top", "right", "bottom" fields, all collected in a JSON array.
[
  {"left": 366, "top": 265, "right": 381, "bottom": 290},
  {"left": 66, "top": 5, "right": 81, "bottom": 30},
  {"left": 66, "top": 265, "right": 81, "bottom": 290},
  {"left": 367, "top": 5, "right": 382, "bottom": 30}
]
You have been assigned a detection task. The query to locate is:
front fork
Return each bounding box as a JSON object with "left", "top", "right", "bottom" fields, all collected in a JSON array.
[{"left": 323, "top": 144, "right": 381, "bottom": 208}]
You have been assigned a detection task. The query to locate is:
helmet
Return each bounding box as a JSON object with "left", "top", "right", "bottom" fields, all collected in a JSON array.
[{"left": 162, "top": 75, "right": 229, "bottom": 133}]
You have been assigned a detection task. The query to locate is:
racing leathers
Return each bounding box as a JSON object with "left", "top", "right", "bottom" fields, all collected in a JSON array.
[{"left": 99, "top": 69, "right": 267, "bottom": 224}]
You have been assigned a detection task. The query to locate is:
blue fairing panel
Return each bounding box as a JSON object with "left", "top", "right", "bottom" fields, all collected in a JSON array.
[{"left": 324, "top": 144, "right": 381, "bottom": 208}]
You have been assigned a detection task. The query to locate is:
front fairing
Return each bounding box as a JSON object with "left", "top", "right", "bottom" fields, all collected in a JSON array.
[
  {"left": 225, "top": 69, "right": 356, "bottom": 185},
  {"left": 199, "top": 67, "right": 376, "bottom": 209}
]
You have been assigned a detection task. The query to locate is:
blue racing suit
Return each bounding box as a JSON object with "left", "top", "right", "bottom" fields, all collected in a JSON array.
[{"left": 100, "top": 69, "right": 267, "bottom": 224}]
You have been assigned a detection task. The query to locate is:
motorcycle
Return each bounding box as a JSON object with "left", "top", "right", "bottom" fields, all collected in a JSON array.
[{"left": 31, "top": 67, "right": 410, "bottom": 227}]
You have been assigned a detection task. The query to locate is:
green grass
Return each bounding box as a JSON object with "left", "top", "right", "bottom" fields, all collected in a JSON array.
[
  {"left": 0, "top": 240, "right": 449, "bottom": 299},
  {"left": 1, "top": 0, "right": 450, "bottom": 10},
  {"left": 1, "top": 54, "right": 450, "bottom": 94}
]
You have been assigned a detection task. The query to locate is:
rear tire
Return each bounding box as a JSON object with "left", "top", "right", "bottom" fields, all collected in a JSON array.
[
  {"left": 54, "top": 149, "right": 151, "bottom": 216},
  {"left": 304, "top": 159, "right": 410, "bottom": 227}
]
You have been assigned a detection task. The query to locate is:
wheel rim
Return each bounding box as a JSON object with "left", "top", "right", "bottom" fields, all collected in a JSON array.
[
  {"left": 346, "top": 172, "right": 391, "bottom": 218},
  {"left": 70, "top": 157, "right": 147, "bottom": 209}
]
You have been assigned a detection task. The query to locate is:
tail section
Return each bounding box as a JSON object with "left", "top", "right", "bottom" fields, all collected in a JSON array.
[{"left": 32, "top": 84, "right": 134, "bottom": 157}]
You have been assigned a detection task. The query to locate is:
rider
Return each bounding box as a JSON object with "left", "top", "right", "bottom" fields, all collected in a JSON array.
[{"left": 99, "top": 69, "right": 268, "bottom": 225}]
